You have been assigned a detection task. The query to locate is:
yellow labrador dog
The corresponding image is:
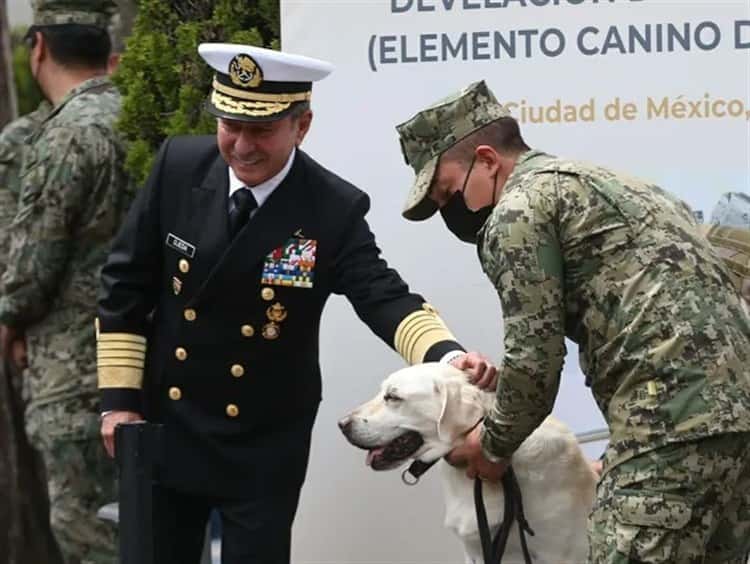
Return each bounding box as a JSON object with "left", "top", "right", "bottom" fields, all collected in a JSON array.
[{"left": 339, "top": 363, "right": 597, "bottom": 564}]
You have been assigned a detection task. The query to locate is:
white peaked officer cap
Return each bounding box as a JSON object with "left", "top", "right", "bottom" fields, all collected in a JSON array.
[{"left": 198, "top": 43, "right": 334, "bottom": 122}]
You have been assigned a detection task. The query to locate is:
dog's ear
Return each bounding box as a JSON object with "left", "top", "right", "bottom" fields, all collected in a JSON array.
[{"left": 436, "top": 378, "right": 484, "bottom": 445}]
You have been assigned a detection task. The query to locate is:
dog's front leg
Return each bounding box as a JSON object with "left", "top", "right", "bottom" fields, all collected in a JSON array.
[{"left": 462, "top": 536, "right": 483, "bottom": 564}]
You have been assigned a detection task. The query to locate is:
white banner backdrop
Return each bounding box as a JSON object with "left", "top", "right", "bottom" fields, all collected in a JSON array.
[{"left": 281, "top": 1, "right": 750, "bottom": 561}]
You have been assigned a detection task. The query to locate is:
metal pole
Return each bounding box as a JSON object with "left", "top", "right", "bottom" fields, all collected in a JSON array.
[
  {"left": 575, "top": 427, "right": 610, "bottom": 445},
  {"left": 115, "top": 422, "right": 162, "bottom": 564}
]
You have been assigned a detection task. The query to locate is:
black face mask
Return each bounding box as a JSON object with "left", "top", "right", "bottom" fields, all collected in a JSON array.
[{"left": 439, "top": 157, "right": 495, "bottom": 244}]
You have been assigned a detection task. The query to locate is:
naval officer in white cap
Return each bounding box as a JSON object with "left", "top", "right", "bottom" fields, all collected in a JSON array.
[{"left": 95, "top": 42, "right": 496, "bottom": 563}]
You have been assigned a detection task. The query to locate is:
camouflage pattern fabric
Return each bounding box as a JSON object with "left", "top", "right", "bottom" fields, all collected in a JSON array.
[
  {"left": 0, "top": 76, "right": 132, "bottom": 563},
  {"left": 0, "top": 102, "right": 51, "bottom": 280},
  {"left": 0, "top": 103, "right": 64, "bottom": 564},
  {"left": 588, "top": 433, "right": 750, "bottom": 563},
  {"left": 476, "top": 150, "right": 750, "bottom": 472},
  {"left": 27, "top": 396, "right": 117, "bottom": 564},
  {"left": 31, "top": 0, "right": 116, "bottom": 28}
]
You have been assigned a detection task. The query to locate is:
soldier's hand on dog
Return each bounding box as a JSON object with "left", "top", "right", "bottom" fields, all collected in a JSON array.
[
  {"left": 101, "top": 410, "right": 144, "bottom": 457},
  {"left": 449, "top": 351, "right": 498, "bottom": 391},
  {"left": 445, "top": 425, "right": 508, "bottom": 482}
]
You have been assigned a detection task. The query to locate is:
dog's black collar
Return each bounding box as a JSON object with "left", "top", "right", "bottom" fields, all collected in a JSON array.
[
  {"left": 401, "top": 417, "right": 485, "bottom": 486},
  {"left": 401, "top": 458, "right": 439, "bottom": 485}
]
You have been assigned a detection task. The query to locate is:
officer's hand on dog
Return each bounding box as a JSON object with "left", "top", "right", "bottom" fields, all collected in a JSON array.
[
  {"left": 449, "top": 351, "right": 498, "bottom": 391},
  {"left": 101, "top": 411, "right": 144, "bottom": 458},
  {"left": 445, "top": 425, "right": 507, "bottom": 482}
]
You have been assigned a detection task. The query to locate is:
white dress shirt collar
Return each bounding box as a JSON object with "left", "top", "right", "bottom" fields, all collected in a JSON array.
[{"left": 228, "top": 147, "right": 296, "bottom": 209}]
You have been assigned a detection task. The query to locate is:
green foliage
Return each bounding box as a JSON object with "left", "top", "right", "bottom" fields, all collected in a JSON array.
[
  {"left": 115, "top": 0, "right": 280, "bottom": 184},
  {"left": 10, "top": 28, "right": 45, "bottom": 117}
]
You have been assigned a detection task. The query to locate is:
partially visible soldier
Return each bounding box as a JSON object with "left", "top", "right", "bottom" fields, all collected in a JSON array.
[
  {"left": 397, "top": 81, "right": 750, "bottom": 563},
  {"left": 0, "top": 0, "right": 133, "bottom": 562},
  {"left": 706, "top": 192, "right": 750, "bottom": 317},
  {"left": 711, "top": 191, "right": 750, "bottom": 229},
  {"left": 0, "top": 102, "right": 64, "bottom": 564}
]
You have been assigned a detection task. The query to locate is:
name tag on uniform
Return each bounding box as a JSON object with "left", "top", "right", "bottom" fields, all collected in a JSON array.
[
  {"left": 166, "top": 233, "right": 196, "bottom": 258},
  {"left": 261, "top": 238, "right": 317, "bottom": 289}
]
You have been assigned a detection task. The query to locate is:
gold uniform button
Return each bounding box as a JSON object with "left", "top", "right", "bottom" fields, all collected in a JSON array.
[
  {"left": 179, "top": 259, "right": 190, "bottom": 273},
  {"left": 226, "top": 404, "right": 239, "bottom": 418},
  {"left": 168, "top": 387, "right": 182, "bottom": 401},
  {"left": 230, "top": 364, "right": 245, "bottom": 378},
  {"left": 184, "top": 308, "right": 197, "bottom": 322},
  {"left": 241, "top": 324, "right": 255, "bottom": 337},
  {"left": 261, "top": 287, "right": 275, "bottom": 301},
  {"left": 175, "top": 347, "right": 188, "bottom": 361}
]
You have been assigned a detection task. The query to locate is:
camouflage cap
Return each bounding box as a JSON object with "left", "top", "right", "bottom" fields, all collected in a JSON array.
[
  {"left": 32, "top": 0, "right": 116, "bottom": 28},
  {"left": 395, "top": 80, "right": 511, "bottom": 221}
]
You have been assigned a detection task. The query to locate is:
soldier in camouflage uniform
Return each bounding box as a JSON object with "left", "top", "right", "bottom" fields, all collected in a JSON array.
[
  {"left": 0, "top": 103, "right": 65, "bottom": 564},
  {"left": 707, "top": 193, "right": 750, "bottom": 316},
  {"left": 0, "top": 1, "right": 133, "bottom": 562},
  {"left": 396, "top": 81, "right": 750, "bottom": 563}
]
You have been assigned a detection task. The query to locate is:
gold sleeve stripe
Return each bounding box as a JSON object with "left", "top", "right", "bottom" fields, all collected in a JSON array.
[
  {"left": 98, "top": 366, "right": 143, "bottom": 389},
  {"left": 97, "top": 341, "right": 147, "bottom": 353},
  {"left": 97, "top": 349, "right": 145, "bottom": 359},
  {"left": 394, "top": 307, "right": 457, "bottom": 365},
  {"left": 98, "top": 359, "right": 145, "bottom": 369},
  {"left": 97, "top": 332, "right": 147, "bottom": 345},
  {"left": 97, "top": 351, "right": 144, "bottom": 362},
  {"left": 97, "top": 331, "right": 147, "bottom": 390},
  {"left": 402, "top": 322, "right": 450, "bottom": 357}
]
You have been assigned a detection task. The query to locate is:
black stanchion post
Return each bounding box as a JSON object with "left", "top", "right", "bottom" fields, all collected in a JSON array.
[{"left": 115, "top": 422, "right": 162, "bottom": 564}]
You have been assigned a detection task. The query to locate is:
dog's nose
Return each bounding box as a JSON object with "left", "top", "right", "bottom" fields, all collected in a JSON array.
[{"left": 338, "top": 416, "right": 352, "bottom": 434}]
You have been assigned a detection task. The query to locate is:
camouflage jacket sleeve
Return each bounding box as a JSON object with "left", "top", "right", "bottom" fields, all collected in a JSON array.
[
  {"left": 0, "top": 125, "right": 110, "bottom": 327},
  {"left": 478, "top": 174, "right": 566, "bottom": 461}
]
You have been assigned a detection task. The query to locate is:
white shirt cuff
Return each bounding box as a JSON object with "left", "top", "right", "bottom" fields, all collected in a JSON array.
[{"left": 439, "top": 350, "right": 465, "bottom": 364}]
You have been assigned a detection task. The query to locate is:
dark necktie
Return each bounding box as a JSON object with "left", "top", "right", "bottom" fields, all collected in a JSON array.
[{"left": 228, "top": 188, "right": 258, "bottom": 238}]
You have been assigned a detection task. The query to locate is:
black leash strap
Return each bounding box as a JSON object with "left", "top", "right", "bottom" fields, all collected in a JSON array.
[{"left": 474, "top": 467, "right": 535, "bottom": 564}]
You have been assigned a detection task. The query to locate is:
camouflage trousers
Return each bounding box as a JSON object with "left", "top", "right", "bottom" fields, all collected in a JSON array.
[
  {"left": 26, "top": 398, "right": 118, "bottom": 564},
  {"left": 588, "top": 433, "right": 750, "bottom": 563}
]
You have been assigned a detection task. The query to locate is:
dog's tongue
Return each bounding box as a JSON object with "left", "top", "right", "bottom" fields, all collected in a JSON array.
[{"left": 366, "top": 447, "right": 385, "bottom": 466}]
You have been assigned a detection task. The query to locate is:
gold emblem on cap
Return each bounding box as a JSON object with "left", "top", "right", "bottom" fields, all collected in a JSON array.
[
  {"left": 229, "top": 54, "right": 263, "bottom": 88},
  {"left": 175, "top": 347, "right": 188, "bottom": 361},
  {"left": 261, "top": 287, "right": 275, "bottom": 301},
  {"left": 172, "top": 277, "right": 182, "bottom": 295},
  {"left": 230, "top": 364, "right": 245, "bottom": 378},
  {"left": 179, "top": 259, "right": 190, "bottom": 273},
  {"left": 241, "top": 324, "right": 255, "bottom": 337},
  {"left": 266, "top": 303, "right": 288, "bottom": 323},
  {"left": 226, "top": 404, "right": 240, "bottom": 418},
  {"left": 262, "top": 322, "right": 280, "bottom": 340},
  {"left": 168, "top": 387, "right": 182, "bottom": 401},
  {"left": 184, "top": 308, "right": 197, "bottom": 322}
]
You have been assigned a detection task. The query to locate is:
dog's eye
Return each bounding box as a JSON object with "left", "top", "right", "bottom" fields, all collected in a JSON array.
[{"left": 384, "top": 393, "right": 402, "bottom": 403}]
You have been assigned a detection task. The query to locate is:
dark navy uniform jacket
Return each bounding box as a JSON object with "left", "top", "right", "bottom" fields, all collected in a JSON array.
[{"left": 97, "top": 136, "right": 462, "bottom": 498}]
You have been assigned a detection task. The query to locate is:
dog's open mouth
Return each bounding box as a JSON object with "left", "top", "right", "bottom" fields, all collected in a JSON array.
[{"left": 365, "top": 431, "right": 424, "bottom": 471}]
